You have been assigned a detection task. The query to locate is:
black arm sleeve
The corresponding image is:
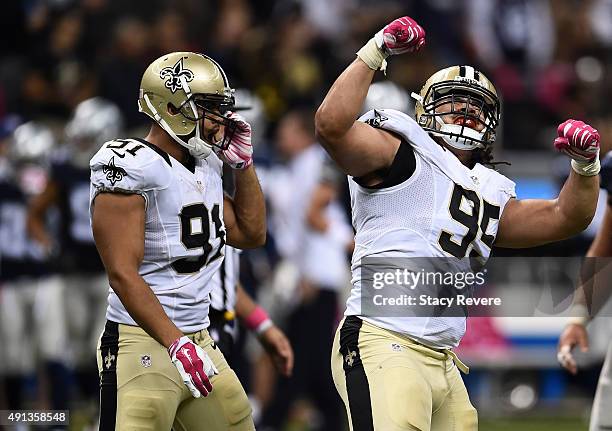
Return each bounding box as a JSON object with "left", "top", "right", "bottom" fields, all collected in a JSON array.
[{"left": 353, "top": 139, "right": 416, "bottom": 189}]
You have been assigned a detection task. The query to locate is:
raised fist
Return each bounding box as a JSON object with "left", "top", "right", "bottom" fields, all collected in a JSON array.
[
  {"left": 554, "top": 119, "right": 600, "bottom": 162},
  {"left": 374, "top": 16, "right": 426, "bottom": 55}
]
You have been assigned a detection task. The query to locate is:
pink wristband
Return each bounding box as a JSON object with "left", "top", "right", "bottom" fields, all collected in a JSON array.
[{"left": 243, "top": 306, "right": 271, "bottom": 333}]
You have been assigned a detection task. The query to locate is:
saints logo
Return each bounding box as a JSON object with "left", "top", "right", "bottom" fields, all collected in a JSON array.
[
  {"left": 365, "top": 110, "right": 388, "bottom": 129},
  {"left": 140, "top": 355, "right": 152, "bottom": 368},
  {"left": 103, "top": 156, "right": 127, "bottom": 186},
  {"left": 345, "top": 350, "right": 357, "bottom": 367},
  {"left": 160, "top": 58, "right": 194, "bottom": 93},
  {"left": 104, "top": 350, "right": 116, "bottom": 370}
]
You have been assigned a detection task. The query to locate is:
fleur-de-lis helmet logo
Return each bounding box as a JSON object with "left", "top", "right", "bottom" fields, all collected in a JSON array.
[{"left": 160, "top": 58, "right": 194, "bottom": 93}]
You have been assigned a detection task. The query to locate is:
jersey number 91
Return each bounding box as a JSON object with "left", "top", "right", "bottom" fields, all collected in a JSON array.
[{"left": 173, "top": 203, "right": 225, "bottom": 274}]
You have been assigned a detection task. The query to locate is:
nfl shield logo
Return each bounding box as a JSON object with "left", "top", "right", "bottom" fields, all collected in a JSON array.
[{"left": 140, "top": 355, "right": 152, "bottom": 368}]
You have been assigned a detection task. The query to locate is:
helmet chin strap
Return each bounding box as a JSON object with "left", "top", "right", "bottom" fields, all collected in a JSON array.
[
  {"left": 186, "top": 117, "right": 213, "bottom": 159},
  {"left": 412, "top": 92, "right": 488, "bottom": 151},
  {"left": 432, "top": 115, "right": 484, "bottom": 151},
  {"left": 181, "top": 76, "right": 214, "bottom": 159}
]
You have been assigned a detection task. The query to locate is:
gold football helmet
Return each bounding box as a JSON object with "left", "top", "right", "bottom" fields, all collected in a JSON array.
[
  {"left": 138, "top": 52, "right": 236, "bottom": 158},
  {"left": 412, "top": 65, "right": 500, "bottom": 151}
]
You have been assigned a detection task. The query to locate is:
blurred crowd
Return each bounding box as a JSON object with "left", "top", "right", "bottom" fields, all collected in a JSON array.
[
  {"left": 3, "top": 0, "right": 612, "bottom": 429},
  {"left": 4, "top": 0, "right": 612, "bottom": 149}
]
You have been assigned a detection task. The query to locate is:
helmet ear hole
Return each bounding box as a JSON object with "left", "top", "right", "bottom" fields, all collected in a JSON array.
[{"left": 167, "top": 103, "right": 181, "bottom": 115}]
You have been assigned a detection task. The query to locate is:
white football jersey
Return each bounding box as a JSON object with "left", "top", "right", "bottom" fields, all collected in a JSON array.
[
  {"left": 345, "top": 110, "right": 516, "bottom": 349},
  {"left": 210, "top": 245, "right": 240, "bottom": 312},
  {"left": 89, "top": 138, "right": 226, "bottom": 332}
]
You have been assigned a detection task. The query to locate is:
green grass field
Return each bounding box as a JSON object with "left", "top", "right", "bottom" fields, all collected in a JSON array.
[
  {"left": 480, "top": 417, "right": 587, "bottom": 431},
  {"left": 281, "top": 416, "right": 589, "bottom": 431}
]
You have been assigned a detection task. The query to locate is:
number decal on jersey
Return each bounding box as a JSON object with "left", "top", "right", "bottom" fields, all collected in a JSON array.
[
  {"left": 172, "top": 203, "right": 225, "bottom": 274},
  {"left": 208, "top": 204, "right": 226, "bottom": 262},
  {"left": 438, "top": 184, "right": 500, "bottom": 258},
  {"left": 106, "top": 140, "right": 144, "bottom": 158}
]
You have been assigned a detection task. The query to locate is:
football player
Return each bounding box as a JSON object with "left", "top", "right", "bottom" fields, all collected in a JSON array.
[
  {"left": 27, "top": 98, "right": 122, "bottom": 395},
  {"left": 90, "top": 52, "right": 264, "bottom": 431},
  {"left": 315, "top": 16, "right": 601, "bottom": 431},
  {"left": 0, "top": 121, "right": 60, "bottom": 408},
  {"left": 557, "top": 151, "right": 612, "bottom": 431}
]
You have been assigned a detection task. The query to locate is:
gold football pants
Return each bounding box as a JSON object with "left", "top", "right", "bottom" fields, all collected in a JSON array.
[
  {"left": 97, "top": 321, "right": 254, "bottom": 431},
  {"left": 331, "top": 316, "right": 477, "bottom": 431}
]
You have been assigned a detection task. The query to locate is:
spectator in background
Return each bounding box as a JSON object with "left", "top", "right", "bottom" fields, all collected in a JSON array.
[
  {"left": 590, "top": 0, "right": 612, "bottom": 48},
  {"left": 155, "top": 10, "right": 197, "bottom": 56},
  {"left": 467, "top": 0, "right": 555, "bottom": 74},
  {"left": 466, "top": 0, "right": 556, "bottom": 148},
  {"left": 259, "top": 109, "right": 346, "bottom": 431},
  {"left": 97, "top": 17, "right": 151, "bottom": 129}
]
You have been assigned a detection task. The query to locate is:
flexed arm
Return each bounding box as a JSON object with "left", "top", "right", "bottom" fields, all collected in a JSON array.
[
  {"left": 496, "top": 120, "right": 600, "bottom": 248},
  {"left": 315, "top": 17, "right": 425, "bottom": 177}
]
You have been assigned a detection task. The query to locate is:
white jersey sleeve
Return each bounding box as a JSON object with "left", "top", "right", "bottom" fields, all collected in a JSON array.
[{"left": 90, "top": 139, "right": 172, "bottom": 209}]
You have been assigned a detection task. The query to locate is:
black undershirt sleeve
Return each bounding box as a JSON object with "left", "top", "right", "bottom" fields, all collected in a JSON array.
[{"left": 353, "top": 139, "right": 416, "bottom": 189}]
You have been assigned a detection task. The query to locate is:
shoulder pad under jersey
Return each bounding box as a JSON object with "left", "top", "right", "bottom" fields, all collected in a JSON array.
[{"left": 90, "top": 138, "right": 172, "bottom": 193}]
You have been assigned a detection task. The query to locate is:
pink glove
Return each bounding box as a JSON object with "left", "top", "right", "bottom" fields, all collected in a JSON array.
[
  {"left": 554, "top": 119, "right": 600, "bottom": 162},
  {"left": 168, "top": 336, "right": 218, "bottom": 398},
  {"left": 218, "top": 112, "right": 253, "bottom": 169},
  {"left": 375, "top": 16, "right": 426, "bottom": 55}
]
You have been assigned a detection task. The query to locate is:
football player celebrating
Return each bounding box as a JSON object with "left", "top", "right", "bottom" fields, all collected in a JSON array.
[
  {"left": 557, "top": 151, "right": 612, "bottom": 431},
  {"left": 315, "top": 16, "right": 601, "bottom": 431},
  {"left": 90, "top": 52, "right": 264, "bottom": 431}
]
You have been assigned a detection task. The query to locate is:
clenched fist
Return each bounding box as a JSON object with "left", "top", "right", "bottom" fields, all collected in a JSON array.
[
  {"left": 554, "top": 119, "right": 600, "bottom": 162},
  {"left": 357, "top": 16, "right": 426, "bottom": 71},
  {"left": 554, "top": 119, "right": 601, "bottom": 176},
  {"left": 375, "top": 16, "right": 426, "bottom": 55}
]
